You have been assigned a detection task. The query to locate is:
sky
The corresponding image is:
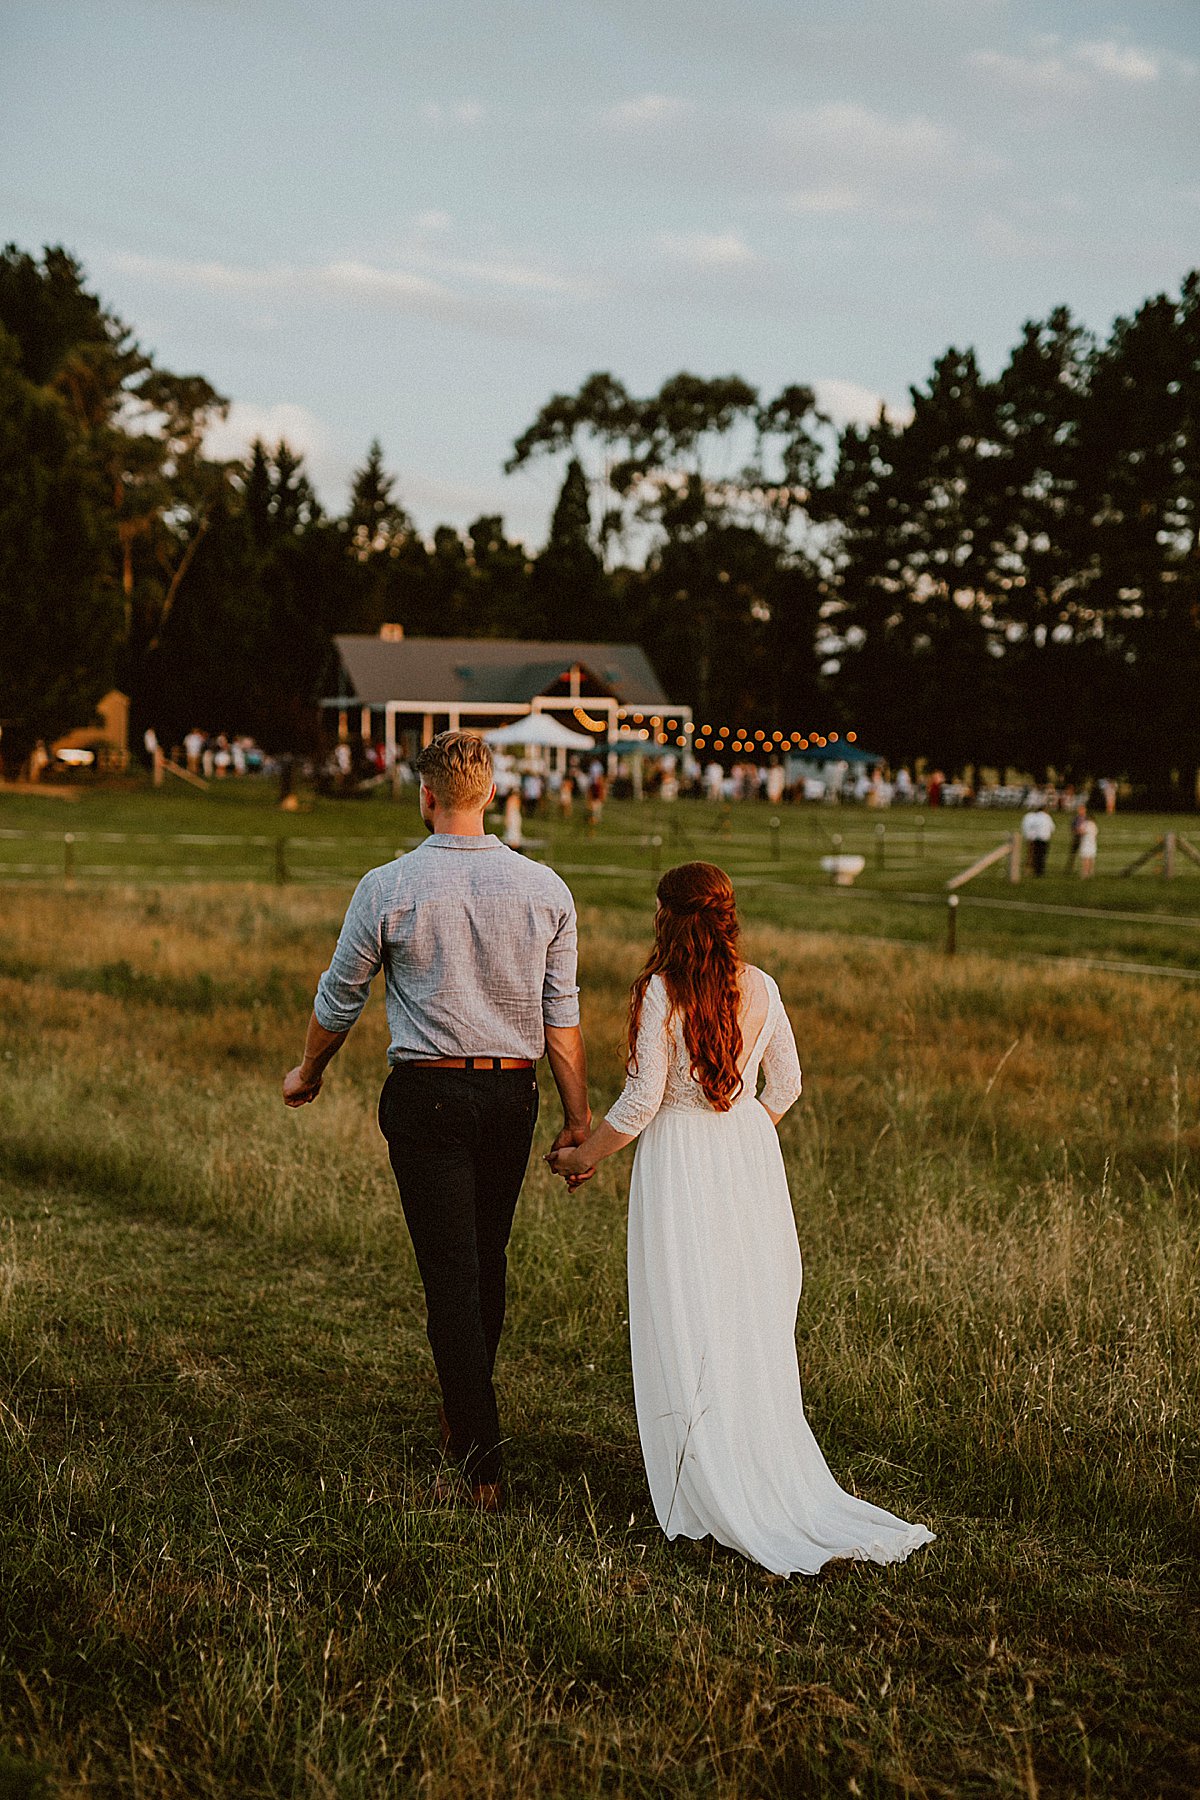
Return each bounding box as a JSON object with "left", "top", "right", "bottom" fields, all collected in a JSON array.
[{"left": 3, "top": 0, "right": 1198, "bottom": 544}]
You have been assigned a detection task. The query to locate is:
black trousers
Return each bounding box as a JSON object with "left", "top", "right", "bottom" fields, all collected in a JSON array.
[{"left": 378, "top": 1064, "right": 539, "bottom": 1484}]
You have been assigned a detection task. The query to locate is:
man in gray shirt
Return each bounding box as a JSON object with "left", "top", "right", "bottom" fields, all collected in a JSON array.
[{"left": 283, "top": 731, "right": 591, "bottom": 1511}]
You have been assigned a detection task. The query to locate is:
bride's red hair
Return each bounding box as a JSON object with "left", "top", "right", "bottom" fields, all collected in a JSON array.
[{"left": 628, "top": 861, "right": 743, "bottom": 1111}]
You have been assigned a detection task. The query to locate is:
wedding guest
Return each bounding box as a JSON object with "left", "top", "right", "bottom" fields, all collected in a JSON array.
[
  {"left": 1021, "top": 802, "right": 1055, "bottom": 876},
  {"left": 1077, "top": 813, "right": 1098, "bottom": 878}
]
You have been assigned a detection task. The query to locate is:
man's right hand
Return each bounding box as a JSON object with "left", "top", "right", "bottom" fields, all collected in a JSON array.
[{"left": 282, "top": 1064, "right": 323, "bottom": 1107}]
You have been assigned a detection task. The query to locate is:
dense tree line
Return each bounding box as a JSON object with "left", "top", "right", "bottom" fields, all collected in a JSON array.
[{"left": 1, "top": 243, "right": 1196, "bottom": 790}]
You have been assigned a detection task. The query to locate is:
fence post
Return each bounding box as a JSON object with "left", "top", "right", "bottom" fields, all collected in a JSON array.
[
  {"left": 274, "top": 836, "right": 289, "bottom": 885},
  {"left": 769, "top": 816, "right": 781, "bottom": 862},
  {"left": 875, "top": 822, "right": 886, "bottom": 870},
  {"left": 1163, "top": 831, "right": 1176, "bottom": 880},
  {"left": 946, "top": 893, "right": 959, "bottom": 955},
  {"left": 64, "top": 831, "right": 75, "bottom": 888},
  {"left": 1009, "top": 830, "right": 1022, "bottom": 883}
]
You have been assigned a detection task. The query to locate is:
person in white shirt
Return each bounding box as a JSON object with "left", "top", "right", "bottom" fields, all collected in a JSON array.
[{"left": 1021, "top": 805, "right": 1055, "bottom": 876}]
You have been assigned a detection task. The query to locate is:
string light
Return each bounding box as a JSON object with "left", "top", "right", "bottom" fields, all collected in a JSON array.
[{"left": 671, "top": 721, "right": 863, "bottom": 752}]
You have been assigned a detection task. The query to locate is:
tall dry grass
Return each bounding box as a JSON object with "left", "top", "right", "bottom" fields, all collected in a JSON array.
[{"left": 1, "top": 883, "right": 1197, "bottom": 1797}]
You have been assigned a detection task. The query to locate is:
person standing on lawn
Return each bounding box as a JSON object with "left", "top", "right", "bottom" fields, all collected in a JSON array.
[
  {"left": 1021, "top": 801, "right": 1055, "bottom": 876},
  {"left": 282, "top": 731, "right": 591, "bottom": 1513}
]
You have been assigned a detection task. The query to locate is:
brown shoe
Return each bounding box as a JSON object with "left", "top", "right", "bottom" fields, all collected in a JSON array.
[{"left": 470, "top": 1480, "right": 503, "bottom": 1514}]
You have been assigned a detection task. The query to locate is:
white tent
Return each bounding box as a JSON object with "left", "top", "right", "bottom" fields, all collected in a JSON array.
[{"left": 483, "top": 713, "right": 595, "bottom": 750}]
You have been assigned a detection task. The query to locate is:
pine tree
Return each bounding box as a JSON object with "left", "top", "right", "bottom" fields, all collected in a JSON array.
[{"left": 530, "top": 457, "right": 610, "bottom": 637}]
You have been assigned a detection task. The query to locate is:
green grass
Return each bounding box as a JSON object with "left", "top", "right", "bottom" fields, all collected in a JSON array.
[
  {"left": 3, "top": 777, "right": 1200, "bottom": 974},
  {"left": 0, "top": 879, "right": 1198, "bottom": 1796}
]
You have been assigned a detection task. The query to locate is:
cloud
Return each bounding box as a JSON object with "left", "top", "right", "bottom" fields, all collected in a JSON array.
[
  {"left": 106, "top": 249, "right": 577, "bottom": 340},
  {"left": 110, "top": 253, "right": 277, "bottom": 294},
  {"left": 205, "top": 399, "right": 326, "bottom": 460},
  {"left": 420, "top": 100, "right": 485, "bottom": 125},
  {"left": 756, "top": 101, "right": 994, "bottom": 223},
  {"left": 773, "top": 102, "right": 955, "bottom": 169},
  {"left": 967, "top": 46, "right": 1085, "bottom": 94},
  {"left": 1074, "top": 39, "right": 1161, "bottom": 83},
  {"left": 414, "top": 209, "right": 453, "bottom": 234},
  {"left": 656, "top": 230, "right": 756, "bottom": 268},
  {"left": 813, "top": 379, "right": 910, "bottom": 429},
  {"left": 204, "top": 400, "right": 351, "bottom": 500},
  {"left": 602, "top": 92, "right": 687, "bottom": 128},
  {"left": 785, "top": 184, "right": 864, "bottom": 215},
  {"left": 433, "top": 254, "right": 585, "bottom": 295},
  {"left": 967, "top": 35, "right": 1190, "bottom": 94},
  {"left": 317, "top": 260, "right": 454, "bottom": 305}
]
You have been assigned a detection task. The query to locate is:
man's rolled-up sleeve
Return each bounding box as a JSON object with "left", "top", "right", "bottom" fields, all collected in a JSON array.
[
  {"left": 313, "top": 871, "right": 384, "bottom": 1031},
  {"left": 542, "top": 897, "right": 580, "bottom": 1028}
]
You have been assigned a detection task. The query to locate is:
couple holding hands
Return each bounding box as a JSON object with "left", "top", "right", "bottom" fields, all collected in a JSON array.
[{"left": 283, "top": 732, "right": 932, "bottom": 1577}]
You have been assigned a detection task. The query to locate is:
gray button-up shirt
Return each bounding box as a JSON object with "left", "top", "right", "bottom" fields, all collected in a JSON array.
[{"left": 313, "top": 833, "right": 580, "bottom": 1062}]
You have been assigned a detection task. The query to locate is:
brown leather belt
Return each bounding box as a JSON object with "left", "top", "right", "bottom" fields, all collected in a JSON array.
[{"left": 407, "top": 1056, "right": 535, "bottom": 1071}]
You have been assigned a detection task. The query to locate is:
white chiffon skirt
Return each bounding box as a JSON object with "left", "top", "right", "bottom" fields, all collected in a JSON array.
[{"left": 627, "top": 1100, "right": 935, "bottom": 1576}]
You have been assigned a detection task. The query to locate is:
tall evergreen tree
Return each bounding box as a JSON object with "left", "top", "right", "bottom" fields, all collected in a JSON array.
[
  {"left": 0, "top": 328, "right": 120, "bottom": 775},
  {"left": 0, "top": 243, "right": 229, "bottom": 741},
  {"left": 530, "top": 457, "right": 611, "bottom": 637},
  {"left": 1080, "top": 274, "right": 1200, "bottom": 788},
  {"left": 340, "top": 440, "right": 418, "bottom": 634}
]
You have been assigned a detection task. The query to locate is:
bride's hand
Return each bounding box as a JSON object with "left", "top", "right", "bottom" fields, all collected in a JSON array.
[{"left": 545, "top": 1146, "right": 595, "bottom": 1187}]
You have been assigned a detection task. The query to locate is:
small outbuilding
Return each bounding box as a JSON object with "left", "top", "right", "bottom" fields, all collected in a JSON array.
[{"left": 52, "top": 690, "right": 130, "bottom": 770}]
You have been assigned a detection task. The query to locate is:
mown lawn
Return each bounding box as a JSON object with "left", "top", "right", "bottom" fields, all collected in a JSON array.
[{"left": 1, "top": 877, "right": 1197, "bottom": 1797}]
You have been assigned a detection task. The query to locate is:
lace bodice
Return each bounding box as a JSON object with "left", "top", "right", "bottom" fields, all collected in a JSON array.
[{"left": 606, "top": 968, "right": 802, "bottom": 1138}]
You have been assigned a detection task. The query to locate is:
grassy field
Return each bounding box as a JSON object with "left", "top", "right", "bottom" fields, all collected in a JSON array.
[
  {"left": 1, "top": 798, "right": 1198, "bottom": 1796},
  {"left": 3, "top": 778, "right": 1200, "bottom": 973}
]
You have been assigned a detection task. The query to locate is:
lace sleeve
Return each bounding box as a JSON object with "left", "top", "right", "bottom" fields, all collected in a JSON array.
[
  {"left": 605, "top": 976, "right": 671, "bottom": 1137},
  {"left": 759, "top": 985, "right": 802, "bottom": 1116}
]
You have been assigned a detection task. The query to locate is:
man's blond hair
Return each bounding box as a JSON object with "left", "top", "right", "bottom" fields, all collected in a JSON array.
[{"left": 415, "top": 731, "right": 495, "bottom": 811}]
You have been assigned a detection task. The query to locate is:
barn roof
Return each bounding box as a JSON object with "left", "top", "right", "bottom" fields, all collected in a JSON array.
[{"left": 331, "top": 636, "right": 669, "bottom": 708}]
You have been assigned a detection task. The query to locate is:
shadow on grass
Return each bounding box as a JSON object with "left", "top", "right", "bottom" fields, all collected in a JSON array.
[{"left": 0, "top": 954, "right": 308, "bottom": 1016}]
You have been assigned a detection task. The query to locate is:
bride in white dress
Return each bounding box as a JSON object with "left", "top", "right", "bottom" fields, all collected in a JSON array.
[{"left": 550, "top": 862, "right": 934, "bottom": 1577}]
